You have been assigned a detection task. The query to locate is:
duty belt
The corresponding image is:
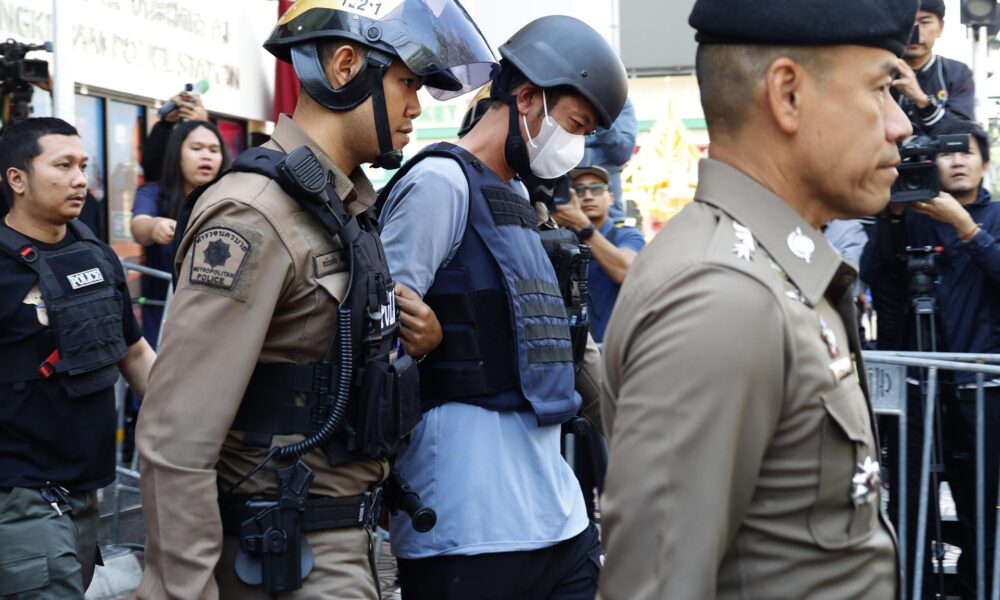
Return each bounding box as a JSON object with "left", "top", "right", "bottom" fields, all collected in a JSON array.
[{"left": 219, "top": 489, "right": 382, "bottom": 537}]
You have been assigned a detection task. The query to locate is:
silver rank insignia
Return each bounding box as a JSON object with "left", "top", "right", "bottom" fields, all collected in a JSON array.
[
  {"left": 819, "top": 316, "right": 841, "bottom": 358},
  {"left": 851, "top": 456, "right": 882, "bottom": 506},
  {"left": 786, "top": 227, "right": 815, "bottom": 264},
  {"left": 732, "top": 222, "right": 755, "bottom": 261}
]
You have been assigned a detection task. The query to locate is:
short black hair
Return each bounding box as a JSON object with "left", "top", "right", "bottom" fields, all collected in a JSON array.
[
  {"left": 696, "top": 44, "right": 829, "bottom": 137},
  {"left": 934, "top": 119, "right": 991, "bottom": 163},
  {"left": 0, "top": 117, "right": 79, "bottom": 207}
]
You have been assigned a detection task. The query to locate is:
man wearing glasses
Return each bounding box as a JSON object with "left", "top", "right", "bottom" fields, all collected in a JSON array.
[{"left": 553, "top": 165, "right": 645, "bottom": 342}]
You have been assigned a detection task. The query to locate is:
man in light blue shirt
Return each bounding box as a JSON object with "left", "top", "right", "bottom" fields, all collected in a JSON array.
[{"left": 378, "top": 15, "right": 628, "bottom": 600}]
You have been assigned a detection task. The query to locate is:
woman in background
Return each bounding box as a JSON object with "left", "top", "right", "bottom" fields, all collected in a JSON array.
[{"left": 132, "top": 120, "right": 229, "bottom": 347}]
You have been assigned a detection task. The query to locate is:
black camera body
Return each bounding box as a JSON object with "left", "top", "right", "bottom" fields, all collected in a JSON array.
[
  {"left": 891, "top": 134, "right": 969, "bottom": 203},
  {"left": 904, "top": 245, "right": 940, "bottom": 298},
  {"left": 0, "top": 38, "right": 52, "bottom": 125}
]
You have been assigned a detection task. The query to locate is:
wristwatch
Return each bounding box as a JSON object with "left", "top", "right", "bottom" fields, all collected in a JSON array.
[{"left": 575, "top": 224, "right": 595, "bottom": 242}]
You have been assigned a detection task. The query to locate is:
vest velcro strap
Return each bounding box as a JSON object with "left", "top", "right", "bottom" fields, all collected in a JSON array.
[
  {"left": 482, "top": 186, "right": 537, "bottom": 229},
  {"left": 420, "top": 364, "right": 518, "bottom": 400},
  {"left": 521, "top": 300, "right": 568, "bottom": 319},
  {"left": 427, "top": 289, "right": 508, "bottom": 325},
  {"left": 426, "top": 294, "right": 475, "bottom": 323},
  {"left": 515, "top": 278, "right": 562, "bottom": 298},
  {"left": 525, "top": 323, "right": 572, "bottom": 342},
  {"left": 231, "top": 362, "right": 340, "bottom": 444},
  {"left": 527, "top": 346, "right": 574, "bottom": 364},
  {"left": 433, "top": 329, "right": 482, "bottom": 361}
]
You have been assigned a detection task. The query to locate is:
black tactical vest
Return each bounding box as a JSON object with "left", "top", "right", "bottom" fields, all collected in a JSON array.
[
  {"left": 0, "top": 220, "right": 126, "bottom": 397},
  {"left": 174, "top": 146, "right": 420, "bottom": 465}
]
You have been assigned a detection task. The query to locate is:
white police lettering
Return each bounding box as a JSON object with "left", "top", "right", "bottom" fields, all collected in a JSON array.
[
  {"left": 381, "top": 288, "right": 397, "bottom": 329},
  {"left": 67, "top": 268, "right": 104, "bottom": 290}
]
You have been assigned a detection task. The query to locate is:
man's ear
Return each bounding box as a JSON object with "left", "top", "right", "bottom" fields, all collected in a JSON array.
[
  {"left": 326, "top": 44, "right": 366, "bottom": 89},
  {"left": 762, "top": 57, "right": 807, "bottom": 135},
  {"left": 514, "top": 83, "right": 540, "bottom": 117},
  {"left": 5, "top": 167, "right": 27, "bottom": 196}
]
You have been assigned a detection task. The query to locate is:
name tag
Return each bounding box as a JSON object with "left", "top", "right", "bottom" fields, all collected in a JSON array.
[
  {"left": 314, "top": 250, "right": 347, "bottom": 278},
  {"left": 67, "top": 268, "right": 104, "bottom": 290}
]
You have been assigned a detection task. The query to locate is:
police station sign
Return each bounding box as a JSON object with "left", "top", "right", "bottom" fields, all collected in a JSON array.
[{"left": 0, "top": 0, "right": 276, "bottom": 121}]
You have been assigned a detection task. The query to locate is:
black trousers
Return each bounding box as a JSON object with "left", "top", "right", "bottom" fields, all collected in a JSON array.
[{"left": 397, "top": 522, "right": 602, "bottom": 600}]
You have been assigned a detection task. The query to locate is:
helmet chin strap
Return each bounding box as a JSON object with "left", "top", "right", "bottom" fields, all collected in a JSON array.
[
  {"left": 367, "top": 51, "right": 402, "bottom": 170},
  {"left": 291, "top": 43, "right": 401, "bottom": 169}
]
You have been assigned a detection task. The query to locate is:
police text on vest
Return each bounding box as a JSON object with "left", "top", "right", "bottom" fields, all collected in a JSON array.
[{"left": 67, "top": 268, "right": 104, "bottom": 290}]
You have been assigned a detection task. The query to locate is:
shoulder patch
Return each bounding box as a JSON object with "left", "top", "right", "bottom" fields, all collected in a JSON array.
[{"left": 188, "top": 224, "right": 263, "bottom": 300}]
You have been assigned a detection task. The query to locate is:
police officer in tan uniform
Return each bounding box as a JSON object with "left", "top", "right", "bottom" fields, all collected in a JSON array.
[
  {"left": 135, "top": 1, "right": 495, "bottom": 598},
  {"left": 598, "top": 1, "right": 917, "bottom": 598}
]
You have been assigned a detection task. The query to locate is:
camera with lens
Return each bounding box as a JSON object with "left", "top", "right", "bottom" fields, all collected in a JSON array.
[
  {"left": 890, "top": 134, "right": 969, "bottom": 203},
  {"left": 0, "top": 38, "right": 52, "bottom": 125}
]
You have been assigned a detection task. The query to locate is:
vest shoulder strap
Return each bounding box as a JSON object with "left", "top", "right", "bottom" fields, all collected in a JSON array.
[
  {"left": 0, "top": 221, "right": 104, "bottom": 270},
  {"left": 374, "top": 142, "right": 480, "bottom": 220},
  {"left": 0, "top": 222, "right": 33, "bottom": 261},
  {"left": 172, "top": 146, "right": 357, "bottom": 288},
  {"left": 67, "top": 219, "right": 99, "bottom": 243}
]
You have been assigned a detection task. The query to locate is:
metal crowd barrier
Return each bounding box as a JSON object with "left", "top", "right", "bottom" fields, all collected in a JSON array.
[
  {"left": 864, "top": 350, "right": 1000, "bottom": 600},
  {"left": 110, "top": 260, "right": 173, "bottom": 546}
]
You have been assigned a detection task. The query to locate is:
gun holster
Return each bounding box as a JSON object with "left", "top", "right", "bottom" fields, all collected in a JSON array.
[{"left": 234, "top": 460, "right": 315, "bottom": 593}]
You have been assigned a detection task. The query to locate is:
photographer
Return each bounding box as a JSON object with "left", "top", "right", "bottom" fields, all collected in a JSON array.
[
  {"left": 141, "top": 87, "right": 210, "bottom": 183},
  {"left": 551, "top": 165, "right": 645, "bottom": 343},
  {"left": 893, "top": 0, "right": 975, "bottom": 134},
  {"left": 861, "top": 119, "right": 998, "bottom": 596}
]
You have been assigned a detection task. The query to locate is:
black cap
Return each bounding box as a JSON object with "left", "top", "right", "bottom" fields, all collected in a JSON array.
[
  {"left": 689, "top": 0, "right": 920, "bottom": 58},
  {"left": 920, "top": 0, "right": 945, "bottom": 19}
]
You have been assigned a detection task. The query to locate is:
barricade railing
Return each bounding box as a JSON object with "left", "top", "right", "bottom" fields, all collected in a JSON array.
[
  {"left": 864, "top": 350, "right": 1000, "bottom": 600},
  {"left": 110, "top": 260, "right": 173, "bottom": 546}
]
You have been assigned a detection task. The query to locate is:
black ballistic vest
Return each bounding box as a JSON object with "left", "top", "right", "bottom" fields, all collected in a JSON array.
[
  {"left": 0, "top": 220, "right": 126, "bottom": 397},
  {"left": 174, "top": 146, "right": 419, "bottom": 465}
]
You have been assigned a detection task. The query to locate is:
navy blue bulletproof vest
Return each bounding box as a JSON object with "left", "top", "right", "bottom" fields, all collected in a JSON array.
[{"left": 380, "top": 143, "right": 578, "bottom": 426}]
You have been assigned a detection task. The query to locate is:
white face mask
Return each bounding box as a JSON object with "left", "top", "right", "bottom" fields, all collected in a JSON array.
[{"left": 522, "top": 92, "right": 586, "bottom": 179}]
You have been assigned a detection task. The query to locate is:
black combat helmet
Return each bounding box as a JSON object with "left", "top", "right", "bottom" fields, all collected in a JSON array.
[
  {"left": 265, "top": 0, "right": 496, "bottom": 168},
  {"left": 498, "top": 15, "right": 628, "bottom": 129}
]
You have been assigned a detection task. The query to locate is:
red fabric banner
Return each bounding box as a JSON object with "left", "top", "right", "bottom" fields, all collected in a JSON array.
[{"left": 272, "top": 0, "right": 300, "bottom": 122}]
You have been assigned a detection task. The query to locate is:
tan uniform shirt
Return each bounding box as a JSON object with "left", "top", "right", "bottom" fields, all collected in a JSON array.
[
  {"left": 136, "top": 115, "right": 387, "bottom": 600},
  {"left": 599, "top": 159, "right": 897, "bottom": 600}
]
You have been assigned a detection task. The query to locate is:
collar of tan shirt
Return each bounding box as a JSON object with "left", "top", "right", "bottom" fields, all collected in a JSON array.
[
  {"left": 693, "top": 158, "right": 856, "bottom": 307},
  {"left": 269, "top": 113, "right": 377, "bottom": 216}
]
